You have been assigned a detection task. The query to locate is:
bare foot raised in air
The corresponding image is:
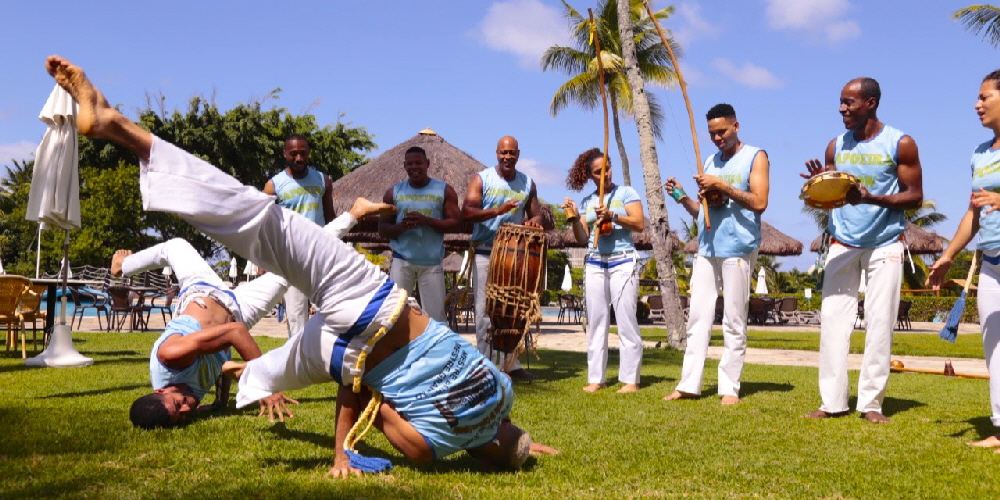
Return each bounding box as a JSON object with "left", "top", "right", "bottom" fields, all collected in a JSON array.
[
  {"left": 45, "top": 56, "right": 116, "bottom": 138},
  {"left": 349, "top": 197, "right": 396, "bottom": 219},
  {"left": 110, "top": 249, "right": 132, "bottom": 276},
  {"left": 663, "top": 390, "right": 698, "bottom": 401},
  {"left": 222, "top": 360, "right": 246, "bottom": 380}
]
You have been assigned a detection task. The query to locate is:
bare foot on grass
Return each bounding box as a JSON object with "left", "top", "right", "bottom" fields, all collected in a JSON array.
[
  {"left": 862, "top": 411, "right": 890, "bottom": 424},
  {"left": 721, "top": 395, "right": 739, "bottom": 405},
  {"left": 616, "top": 384, "right": 639, "bottom": 394},
  {"left": 46, "top": 56, "right": 116, "bottom": 138},
  {"left": 802, "top": 409, "right": 851, "bottom": 419},
  {"left": 110, "top": 249, "right": 132, "bottom": 276},
  {"left": 349, "top": 197, "right": 396, "bottom": 219},
  {"left": 663, "top": 390, "right": 698, "bottom": 401},
  {"left": 582, "top": 383, "right": 606, "bottom": 393},
  {"left": 968, "top": 435, "right": 1000, "bottom": 448}
]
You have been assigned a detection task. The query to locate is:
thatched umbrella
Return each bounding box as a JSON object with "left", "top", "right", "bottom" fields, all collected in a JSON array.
[
  {"left": 685, "top": 220, "right": 803, "bottom": 256},
  {"left": 808, "top": 222, "right": 944, "bottom": 254}
]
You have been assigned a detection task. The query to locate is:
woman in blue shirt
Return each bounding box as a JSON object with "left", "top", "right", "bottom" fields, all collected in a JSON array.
[{"left": 562, "top": 148, "right": 645, "bottom": 393}]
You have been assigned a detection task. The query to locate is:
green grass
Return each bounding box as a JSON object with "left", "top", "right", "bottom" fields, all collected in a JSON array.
[
  {"left": 632, "top": 327, "right": 986, "bottom": 358},
  {"left": 2, "top": 332, "right": 999, "bottom": 499}
]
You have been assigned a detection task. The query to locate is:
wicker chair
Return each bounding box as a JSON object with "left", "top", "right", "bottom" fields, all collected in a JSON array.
[
  {"left": 0, "top": 276, "right": 31, "bottom": 357},
  {"left": 19, "top": 284, "right": 46, "bottom": 349}
]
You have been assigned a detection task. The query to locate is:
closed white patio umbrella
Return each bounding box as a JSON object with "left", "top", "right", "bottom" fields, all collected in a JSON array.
[
  {"left": 755, "top": 267, "right": 768, "bottom": 295},
  {"left": 561, "top": 264, "right": 573, "bottom": 292}
]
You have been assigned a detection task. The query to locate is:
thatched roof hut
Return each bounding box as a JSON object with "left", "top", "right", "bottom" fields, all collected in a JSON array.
[
  {"left": 808, "top": 222, "right": 944, "bottom": 254},
  {"left": 685, "top": 220, "right": 803, "bottom": 256}
]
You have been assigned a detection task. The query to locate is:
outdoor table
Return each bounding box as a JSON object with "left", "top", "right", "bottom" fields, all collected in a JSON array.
[
  {"left": 127, "top": 285, "right": 159, "bottom": 331},
  {"left": 30, "top": 278, "right": 103, "bottom": 335}
]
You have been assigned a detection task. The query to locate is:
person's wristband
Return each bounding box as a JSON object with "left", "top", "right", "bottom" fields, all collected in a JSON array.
[{"left": 566, "top": 215, "right": 580, "bottom": 223}]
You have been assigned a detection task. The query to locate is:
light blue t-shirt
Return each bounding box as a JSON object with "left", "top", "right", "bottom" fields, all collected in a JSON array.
[
  {"left": 696, "top": 145, "right": 763, "bottom": 258},
  {"left": 362, "top": 319, "right": 513, "bottom": 459},
  {"left": 971, "top": 139, "right": 1000, "bottom": 250},
  {"left": 581, "top": 185, "right": 641, "bottom": 254},
  {"left": 390, "top": 178, "right": 447, "bottom": 265},
  {"left": 470, "top": 167, "right": 534, "bottom": 245},
  {"left": 271, "top": 167, "right": 326, "bottom": 226},
  {"left": 828, "top": 125, "right": 907, "bottom": 248},
  {"left": 149, "top": 315, "right": 230, "bottom": 401}
]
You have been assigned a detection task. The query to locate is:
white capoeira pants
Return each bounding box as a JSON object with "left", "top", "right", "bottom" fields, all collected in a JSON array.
[
  {"left": 675, "top": 252, "right": 756, "bottom": 397},
  {"left": 390, "top": 258, "right": 446, "bottom": 323},
  {"left": 283, "top": 285, "right": 311, "bottom": 338},
  {"left": 978, "top": 249, "right": 1000, "bottom": 428},
  {"left": 121, "top": 238, "right": 288, "bottom": 328},
  {"left": 584, "top": 254, "right": 643, "bottom": 385},
  {"left": 818, "top": 241, "right": 903, "bottom": 414},
  {"left": 139, "top": 136, "right": 406, "bottom": 408},
  {"left": 473, "top": 252, "right": 522, "bottom": 370}
]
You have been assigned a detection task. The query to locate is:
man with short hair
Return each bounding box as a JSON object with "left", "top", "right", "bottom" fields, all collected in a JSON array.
[
  {"left": 378, "top": 146, "right": 461, "bottom": 322},
  {"left": 664, "top": 103, "right": 770, "bottom": 405},
  {"left": 123, "top": 198, "right": 388, "bottom": 429},
  {"left": 802, "top": 77, "right": 924, "bottom": 424},
  {"left": 263, "top": 135, "right": 335, "bottom": 337},
  {"left": 45, "top": 55, "right": 555, "bottom": 475},
  {"left": 462, "top": 136, "right": 543, "bottom": 380}
]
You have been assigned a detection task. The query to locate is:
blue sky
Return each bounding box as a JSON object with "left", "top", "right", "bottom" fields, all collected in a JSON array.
[{"left": 1, "top": 0, "right": 996, "bottom": 271}]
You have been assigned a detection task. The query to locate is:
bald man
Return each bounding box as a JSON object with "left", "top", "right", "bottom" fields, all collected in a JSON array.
[{"left": 462, "top": 136, "right": 543, "bottom": 380}]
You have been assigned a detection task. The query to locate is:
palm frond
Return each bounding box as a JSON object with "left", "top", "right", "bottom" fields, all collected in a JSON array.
[{"left": 954, "top": 5, "right": 1000, "bottom": 48}]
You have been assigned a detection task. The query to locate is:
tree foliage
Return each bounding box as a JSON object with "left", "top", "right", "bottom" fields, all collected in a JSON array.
[
  {"left": 954, "top": 4, "right": 1000, "bottom": 48},
  {"left": 0, "top": 91, "right": 376, "bottom": 274}
]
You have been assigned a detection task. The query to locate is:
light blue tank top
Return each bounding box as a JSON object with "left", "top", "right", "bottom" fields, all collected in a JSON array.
[
  {"left": 390, "top": 179, "right": 447, "bottom": 265},
  {"left": 581, "top": 185, "right": 641, "bottom": 254},
  {"left": 362, "top": 319, "right": 513, "bottom": 459},
  {"left": 271, "top": 167, "right": 326, "bottom": 225},
  {"left": 828, "top": 125, "right": 907, "bottom": 247},
  {"left": 696, "top": 145, "right": 763, "bottom": 257},
  {"left": 149, "top": 315, "right": 230, "bottom": 401},
  {"left": 971, "top": 139, "right": 1000, "bottom": 250},
  {"left": 470, "top": 167, "right": 533, "bottom": 244}
]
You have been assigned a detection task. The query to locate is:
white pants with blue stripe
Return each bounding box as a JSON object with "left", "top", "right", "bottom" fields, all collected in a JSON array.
[
  {"left": 121, "top": 238, "right": 288, "bottom": 328},
  {"left": 676, "top": 252, "right": 756, "bottom": 397},
  {"left": 978, "top": 249, "right": 1000, "bottom": 428},
  {"left": 584, "top": 253, "right": 642, "bottom": 385},
  {"left": 138, "top": 136, "right": 405, "bottom": 408},
  {"left": 818, "top": 241, "right": 902, "bottom": 414}
]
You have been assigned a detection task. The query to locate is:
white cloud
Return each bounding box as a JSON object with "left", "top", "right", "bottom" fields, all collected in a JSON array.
[
  {"left": 477, "top": 0, "right": 572, "bottom": 70},
  {"left": 0, "top": 140, "right": 36, "bottom": 163},
  {"left": 765, "top": 0, "right": 860, "bottom": 44},
  {"left": 517, "top": 157, "right": 563, "bottom": 186},
  {"left": 712, "top": 59, "right": 783, "bottom": 89},
  {"left": 672, "top": 3, "right": 721, "bottom": 47}
]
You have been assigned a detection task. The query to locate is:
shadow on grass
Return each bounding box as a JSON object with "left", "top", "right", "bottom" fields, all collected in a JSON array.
[
  {"left": 89, "top": 356, "right": 150, "bottom": 366},
  {"left": 881, "top": 396, "right": 925, "bottom": 417},
  {"left": 292, "top": 395, "right": 338, "bottom": 404},
  {"left": 945, "top": 415, "right": 994, "bottom": 441},
  {"left": 0, "top": 362, "right": 39, "bottom": 374},
  {"left": 267, "top": 422, "right": 334, "bottom": 451},
  {"left": 741, "top": 381, "right": 795, "bottom": 399},
  {"left": 41, "top": 383, "right": 146, "bottom": 399}
]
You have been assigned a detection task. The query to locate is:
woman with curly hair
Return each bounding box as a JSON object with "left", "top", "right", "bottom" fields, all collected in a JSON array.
[{"left": 562, "top": 148, "right": 645, "bottom": 393}]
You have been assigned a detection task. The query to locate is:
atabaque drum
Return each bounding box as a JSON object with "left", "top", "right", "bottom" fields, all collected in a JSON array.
[
  {"left": 485, "top": 224, "right": 547, "bottom": 354},
  {"left": 800, "top": 171, "right": 859, "bottom": 210}
]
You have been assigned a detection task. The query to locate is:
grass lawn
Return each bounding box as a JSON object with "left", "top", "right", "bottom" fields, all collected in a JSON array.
[
  {"left": 631, "top": 327, "right": 986, "bottom": 359},
  {"left": 2, "top": 331, "right": 998, "bottom": 499}
]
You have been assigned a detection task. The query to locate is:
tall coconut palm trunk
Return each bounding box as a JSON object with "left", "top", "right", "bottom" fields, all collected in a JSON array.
[
  {"left": 610, "top": 92, "right": 632, "bottom": 186},
  {"left": 616, "top": 0, "right": 685, "bottom": 349}
]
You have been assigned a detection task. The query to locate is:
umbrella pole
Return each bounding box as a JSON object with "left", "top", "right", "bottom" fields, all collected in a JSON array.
[
  {"left": 35, "top": 223, "right": 42, "bottom": 279},
  {"left": 59, "top": 230, "right": 69, "bottom": 325}
]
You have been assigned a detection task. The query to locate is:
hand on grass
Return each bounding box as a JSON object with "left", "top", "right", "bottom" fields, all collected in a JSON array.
[
  {"left": 258, "top": 392, "right": 298, "bottom": 422},
  {"left": 328, "top": 460, "right": 364, "bottom": 479},
  {"left": 529, "top": 442, "right": 560, "bottom": 455}
]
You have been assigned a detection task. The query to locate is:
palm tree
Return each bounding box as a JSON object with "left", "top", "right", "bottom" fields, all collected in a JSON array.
[
  {"left": 615, "top": 0, "right": 685, "bottom": 348},
  {"left": 541, "top": 0, "right": 678, "bottom": 186},
  {"left": 954, "top": 5, "right": 1000, "bottom": 47}
]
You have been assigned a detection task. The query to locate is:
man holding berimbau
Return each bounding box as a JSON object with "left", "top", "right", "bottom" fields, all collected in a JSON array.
[
  {"left": 663, "top": 103, "right": 769, "bottom": 405},
  {"left": 801, "top": 77, "right": 923, "bottom": 424}
]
